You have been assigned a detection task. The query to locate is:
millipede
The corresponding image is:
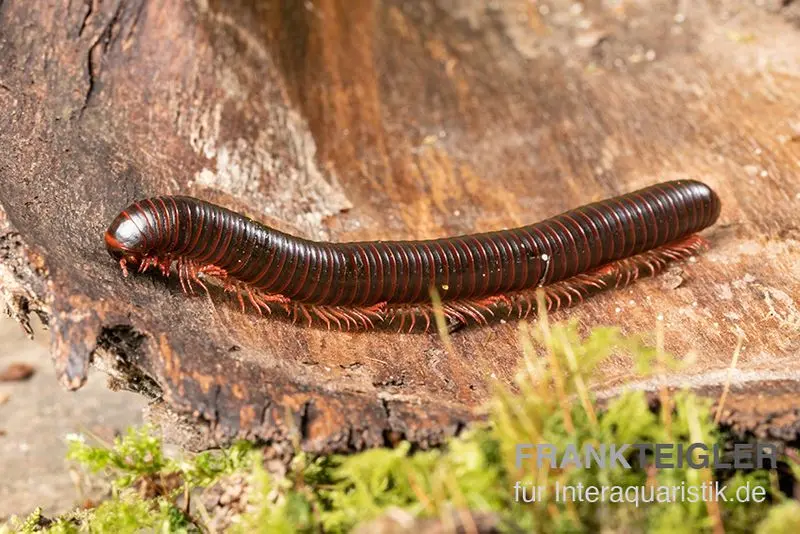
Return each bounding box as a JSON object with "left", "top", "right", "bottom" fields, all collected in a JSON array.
[{"left": 104, "top": 180, "right": 721, "bottom": 331}]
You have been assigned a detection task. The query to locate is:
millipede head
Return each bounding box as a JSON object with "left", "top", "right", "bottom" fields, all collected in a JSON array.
[{"left": 104, "top": 210, "right": 149, "bottom": 276}]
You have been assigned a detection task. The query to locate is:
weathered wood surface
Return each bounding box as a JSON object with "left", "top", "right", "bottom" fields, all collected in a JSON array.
[{"left": 1, "top": 0, "right": 799, "bottom": 452}]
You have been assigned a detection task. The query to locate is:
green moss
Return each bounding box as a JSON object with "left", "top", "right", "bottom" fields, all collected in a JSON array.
[
  {"left": 756, "top": 501, "right": 800, "bottom": 534},
  {"left": 87, "top": 494, "right": 190, "bottom": 534},
  {"left": 65, "top": 425, "right": 167, "bottom": 490},
  {"left": 4, "top": 312, "right": 797, "bottom": 533}
]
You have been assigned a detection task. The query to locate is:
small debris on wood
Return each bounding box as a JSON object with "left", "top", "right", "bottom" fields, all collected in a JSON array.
[
  {"left": 575, "top": 30, "right": 608, "bottom": 48},
  {"left": 0, "top": 362, "right": 35, "bottom": 382},
  {"left": 660, "top": 268, "right": 685, "bottom": 290}
]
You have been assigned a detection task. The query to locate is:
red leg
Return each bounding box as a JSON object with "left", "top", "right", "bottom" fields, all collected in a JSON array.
[
  {"left": 233, "top": 284, "right": 246, "bottom": 313},
  {"left": 259, "top": 293, "right": 291, "bottom": 305},
  {"left": 296, "top": 305, "right": 313, "bottom": 327},
  {"left": 189, "top": 262, "right": 210, "bottom": 296},
  {"left": 406, "top": 312, "right": 417, "bottom": 333},
  {"left": 443, "top": 304, "right": 468, "bottom": 326},
  {"left": 246, "top": 288, "right": 264, "bottom": 316},
  {"left": 423, "top": 309, "right": 433, "bottom": 332},
  {"left": 199, "top": 265, "right": 228, "bottom": 278},
  {"left": 177, "top": 258, "right": 189, "bottom": 294}
]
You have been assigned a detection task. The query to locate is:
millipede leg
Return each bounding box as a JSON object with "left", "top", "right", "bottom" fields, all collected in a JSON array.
[
  {"left": 319, "top": 307, "right": 342, "bottom": 330},
  {"left": 310, "top": 307, "right": 331, "bottom": 330},
  {"left": 158, "top": 257, "right": 173, "bottom": 277},
  {"left": 420, "top": 309, "right": 431, "bottom": 332},
  {"left": 443, "top": 305, "right": 468, "bottom": 325},
  {"left": 407, "top": 313, "right": 417, "bottom": 333},
  {"left": 329, "top": 307, "right": 355, "bottom": 331},
  {"left": 177, "top": 259, "right": 189, "bottom": 294},
  {"left": 235, "top": 285, "right": 246, "bottom": 313},
  {"left": 189, "top": 262, "right": 210, "bottom": 297},
  {"left": 298, "top": 305, "right": 313, "bottom": 327},
  {"left": 199, "top": 265, "right": 228, "bottom": 278},
  {"left": 245, "top": 288, "right": 263, "bottom": 316}
]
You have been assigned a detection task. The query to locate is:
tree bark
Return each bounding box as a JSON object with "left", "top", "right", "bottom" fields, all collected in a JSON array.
[{"left": 1, "top": 0, "right": 799, "bottom": 451}]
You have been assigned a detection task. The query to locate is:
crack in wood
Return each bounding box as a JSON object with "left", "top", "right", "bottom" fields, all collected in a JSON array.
[
  {"left": 79, "top": 0, "right": 124, "bottom": 116},
  {"left": 77, "top": 0, "right": 93, "bottom": 38},
  {"left": 297, "top": 399, "right": 312, "bottom": 441}
]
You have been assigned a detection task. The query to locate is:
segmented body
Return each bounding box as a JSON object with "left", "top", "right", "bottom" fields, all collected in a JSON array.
[{"left": 104, "top": 180, "right": 720, "bottom": 330}]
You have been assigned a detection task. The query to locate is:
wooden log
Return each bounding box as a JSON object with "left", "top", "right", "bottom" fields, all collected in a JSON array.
[{"left": 1, "top": 0, "right": 799, "bottom": 451}]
